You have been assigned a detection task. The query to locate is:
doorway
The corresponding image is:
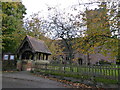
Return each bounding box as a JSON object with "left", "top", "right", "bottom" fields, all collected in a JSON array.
[
  {"left": 78, "top": 58, "right": 83, "bottom": 65},
  {"left": 21, "top": 51, "right": 34, "bottom": 60}
]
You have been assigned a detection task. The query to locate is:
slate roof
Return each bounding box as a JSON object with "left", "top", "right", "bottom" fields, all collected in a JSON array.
[
  {"left": 17, "top": 35, "right": 51, "bottom": 55},
  {"left": 27, "top": 35, "right": 51, "bottom": 54}
]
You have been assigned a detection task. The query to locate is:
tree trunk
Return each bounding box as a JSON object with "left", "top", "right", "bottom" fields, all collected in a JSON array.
[
  {"left": 87, "top": 53, "right": 90, "bottom": 65},
  {"left": 69, "top": 51, "right": 73, "bottom": 64},
  {"left": 62, "top": 38, "right": 73, "bottom": 64}
]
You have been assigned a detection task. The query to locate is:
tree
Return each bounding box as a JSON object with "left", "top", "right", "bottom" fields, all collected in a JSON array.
[
  {"left": 43, "top": 7, "right": 83, "bottom": 64},
  {"left": 2, "top": 2, "right": 26, "bottom": 53},
  {"left": 24, "top": 13, "right": 44, "bottom": 39},
  {"left": 74, "top": 1, "right": 119, "bottom": 64},
  {"left": 24, "top": 12, "right": 65, "bottom": 63},
  {"left": 0, "top": 2, "right": 2, "bottom": 51}
]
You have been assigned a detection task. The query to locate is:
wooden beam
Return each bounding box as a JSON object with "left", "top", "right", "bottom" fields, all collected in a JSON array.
[
  {"left": 39, "top": 53, "right": 41, "bottom": 60},
  {"left": 43, "top": 54, "right": 44, "bottom": 60},
  {"left": 46, "top": 55, "right": 48, "bottom": 60}
]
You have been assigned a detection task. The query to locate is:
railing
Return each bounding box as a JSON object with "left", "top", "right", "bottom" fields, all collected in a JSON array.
[{"left": 33, "top": 63, "right": 120, "bottom": 81}]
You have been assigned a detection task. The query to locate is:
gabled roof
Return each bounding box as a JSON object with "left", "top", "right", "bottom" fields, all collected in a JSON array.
[{"left": 17, "top": 35, "right": 52, "bottom": 55}]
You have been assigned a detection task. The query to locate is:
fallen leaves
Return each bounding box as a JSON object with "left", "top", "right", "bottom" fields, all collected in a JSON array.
[
  {"left": 56, "top": 79, "right": 93, "bottom": 88},
  {"left": 32, "top": 73, "right": 96, "bottom": 88},
  {"left": 3, "top": 71, "right": 18, "bottom": 73}
]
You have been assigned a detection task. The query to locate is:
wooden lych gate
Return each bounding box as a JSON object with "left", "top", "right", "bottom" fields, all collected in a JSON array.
[{"left": 16, "top": 35, "right": 51, "bottom": 71}]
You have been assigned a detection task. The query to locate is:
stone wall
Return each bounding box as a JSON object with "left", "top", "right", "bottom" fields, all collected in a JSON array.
[{"left": 16, "top": 60, "right": 50, "bottom": 71}]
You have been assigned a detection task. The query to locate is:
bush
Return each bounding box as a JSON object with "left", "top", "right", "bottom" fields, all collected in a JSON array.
[
  {"left": 97, "top": 59, "right": 111, "bottom": 65},
  {"left": 2, "top": 60, "right": 17, "bottom": 71}
]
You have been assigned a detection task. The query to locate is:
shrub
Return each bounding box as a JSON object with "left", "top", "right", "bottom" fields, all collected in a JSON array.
[{"left": 98, "top": 59, "right": 111, "bottom": 65}]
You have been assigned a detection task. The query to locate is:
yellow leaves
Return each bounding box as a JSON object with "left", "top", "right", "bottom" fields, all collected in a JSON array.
[
  {"left": 92, "top": 18, "right": 101, "bottom": 23},
  {"left": 72, "top": 58, "right": 78, "bottom": 61},
  {"left": 2, "top": 13, "right": 7, "bottom": 18},
  {"left": 12, "top": 3, "right": 18, "bottom": 9},
  {"left": 93, "top": 42, "right": 100, "bottom": 47},
  {"left": 76, "top": 5, "right": 118, "bottom": 60},
  {"left": 80, "top": 49, "right": 85, "bottom": 53}
]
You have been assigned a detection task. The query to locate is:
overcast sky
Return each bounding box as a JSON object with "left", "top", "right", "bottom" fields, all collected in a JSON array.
[
  {"left": 22, "top": 0, "right": 100, "bottom": 19},
  {"left": 21, "top": 0, "right": 119, "bottom": 38},
  {"left": 22, "top": 0, "right": 118, "bottom": 19}
]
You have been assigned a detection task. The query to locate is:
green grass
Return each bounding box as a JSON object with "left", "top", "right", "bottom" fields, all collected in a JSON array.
[
  {"left": 95, "top": 77, "right": 118, "bottom": 84},
  {"left": 46, "top": 64, "right": 119, "bottom": 77},
  {"left": 35, "top": 69, "right": 89, "bottom": 79},
  {"left": 34, "top": 68, "right": 118, "bottom": 84},
  {"left": 34, "top": 64, "right": 119, "bottom": 85}
]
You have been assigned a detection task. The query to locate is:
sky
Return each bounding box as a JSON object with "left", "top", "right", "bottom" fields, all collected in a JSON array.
[
  {"left": 21, "top": 0, "right": 100, "bottom": 39},
  {"left": 21, "top": 0, "right": 119, "bottom": 38},
  {"left": 22, "top": 0, "right": 99, "bottom": 19},
  {"left": 22, "top": 0, "right": 77, "bottom": 18}
]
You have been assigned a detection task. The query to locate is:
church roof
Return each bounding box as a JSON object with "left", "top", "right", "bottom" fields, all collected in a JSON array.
[{"left": 17, "top": 35, "right": 51, "bottom": 55}]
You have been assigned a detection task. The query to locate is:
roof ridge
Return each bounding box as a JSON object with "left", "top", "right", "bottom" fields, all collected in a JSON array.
[
  {"left": 26, "top": 35, "right": 51, "bottom": 54},
  {"left": 26, "top": 35, "right": 44, "bottom": 42}
]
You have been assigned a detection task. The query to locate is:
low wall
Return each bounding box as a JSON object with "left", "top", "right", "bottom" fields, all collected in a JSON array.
[
  {"left": 16, "top": 60, "right": 50, "bottom": 71},
  {"left": 2, "top": 60, "right": 16, "bottom": 71}
]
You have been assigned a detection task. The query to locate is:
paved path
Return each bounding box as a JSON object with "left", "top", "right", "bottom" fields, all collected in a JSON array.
[{"left": 2, "top": 71, "right": 69, "bottom": 88}]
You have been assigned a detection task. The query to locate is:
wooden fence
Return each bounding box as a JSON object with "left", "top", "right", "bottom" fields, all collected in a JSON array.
[{"left": 33, "top": 63, "right": 120, "bottom": 81}]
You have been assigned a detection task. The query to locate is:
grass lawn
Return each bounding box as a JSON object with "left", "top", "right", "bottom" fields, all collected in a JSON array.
[
  {"left": 33, "top": 69, "right": 118, "bottom": 85},
  {"left": 34, "top": 64, "right": 119, "bottom": 85},
  {"left": 46, "top": 64, "right": 119, "bottom": 78}
]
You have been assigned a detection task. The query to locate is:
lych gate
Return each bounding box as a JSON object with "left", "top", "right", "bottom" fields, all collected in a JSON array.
[
  {"left": 16, "top": 35, "right": 51, "bottom": 61},
  {"left": 21, "top": 51, "right": 34, "bottom": 60}
]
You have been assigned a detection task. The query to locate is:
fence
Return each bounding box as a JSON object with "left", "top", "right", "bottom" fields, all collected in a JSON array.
[
  {"left": 33, "top": 63, "right": 120, "bottom": 81},
  {"left": 2, "top": 60, "right": 16, "bottom": 71}
]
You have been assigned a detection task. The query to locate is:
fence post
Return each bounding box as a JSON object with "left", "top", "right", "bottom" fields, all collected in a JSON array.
[
  {"left": 63, "top": 64, "right": 66, "bottom": 74},
  {"left": 45, "top": 63, "right": 47, "bottom": 71},
  {"left": 118, "top": 65, "right": 120, "bottom": 89},
  {"left": 77, "top": 66, "right": 78, "bottom": 73},
  {"left": 70, "top": 65, "right": 73, "bottom": 72},
  {"left": 114, "top": 65, "right": 117, "bottom": 79}
]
